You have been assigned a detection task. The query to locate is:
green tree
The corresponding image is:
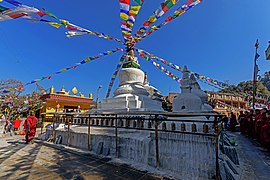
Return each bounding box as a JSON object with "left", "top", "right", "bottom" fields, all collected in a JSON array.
[
  {"left": 0, "top": 80, "right": 44, "bottom": 122},
  {"left": 220, "top": 80, "right": 270, "bottom": 98},
  {"left": 260, "top": 71, "right": 270, "bottom": 91}
]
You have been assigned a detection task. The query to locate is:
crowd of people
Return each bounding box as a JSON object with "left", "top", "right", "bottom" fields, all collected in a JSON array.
[{"left": 224, "top": 109, "right": 270, "bottom": 150}]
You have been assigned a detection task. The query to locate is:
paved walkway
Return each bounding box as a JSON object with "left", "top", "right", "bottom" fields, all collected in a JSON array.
[
  {"left": 4, "top": 131, "right": 269, "bottom": 179},
  {"left": 0, "top": 135, "right": 161, "bottom": 180},
  {"left": 232, "top": 132, "right": 270, "bottom": 180}
]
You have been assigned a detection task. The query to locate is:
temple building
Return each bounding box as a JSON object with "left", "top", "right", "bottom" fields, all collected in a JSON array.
[
  {"left": 207, "top": 91, "right": 248, "bottom": 116},
  {"left": 40, "top": 86, "right": 94, "bottom": 118}
]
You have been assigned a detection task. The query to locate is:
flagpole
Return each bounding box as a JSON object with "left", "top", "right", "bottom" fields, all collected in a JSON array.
[{"left": 253, "top": 39, "right": 259, "bottom": 109}]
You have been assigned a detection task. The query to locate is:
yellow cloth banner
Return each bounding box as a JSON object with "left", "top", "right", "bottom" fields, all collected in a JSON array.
[
  {"left": 130, "top": 6, "right": 141, "bottom": 15},
  {"left": 60, "top": 19, "right": 69, "bottom": 26},
  {"left": 47, "top": 22, "right": 62, "bottom": 28},
  {"left": 120, "top": 13, "right": 129, "bottom": 21},
  {"left": 148, "top": 16, "right": 157, "bottom": 23},
  {"left": 84, "top": 57, "right": 90, "bottom": 62}
]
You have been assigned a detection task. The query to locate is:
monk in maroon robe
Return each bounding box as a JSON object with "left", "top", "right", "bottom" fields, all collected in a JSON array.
[
  {"left": 260, "top": 111, "right": 270, "bottom": 149},
  {"left": 238, "top": 111, "right": 245, "bottom": 134},
  {"left": 254, "top": 109, "right": 263, "bottom": 140},
  {"left": 243, "top": 111, "right": 249, "bottom": 135},
  {"left": 24, "top": 112, "right": 38, "bottom": 144}
]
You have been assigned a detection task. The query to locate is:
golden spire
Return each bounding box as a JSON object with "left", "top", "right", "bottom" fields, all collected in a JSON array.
[
  {"left": 72, "top": 87, "right": 78, "bottom": 96},
  {"left": 89, "top": 93, "right": 93, "bottom": 99},
  {"left": 50, "top": 86, "right": 54, "bottom": 94},
  {"left": 79, "top": 92, "right": 84, "bottom": 98},
  {"left": 61, "top": 86, "right": 65, "bottom": 92},
  {"left": 129, "top": 48, "right": 135, "bottom": 58}
]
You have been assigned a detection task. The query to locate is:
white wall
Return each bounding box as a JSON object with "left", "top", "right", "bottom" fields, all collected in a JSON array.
[{"left": 46, "top": 129, "right": 216, "bottom": 179}]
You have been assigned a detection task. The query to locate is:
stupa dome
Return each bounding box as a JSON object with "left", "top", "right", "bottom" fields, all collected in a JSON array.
[
  {"left": 173, "top": 93, "right": 202, "bottom": 112},
  {"left": 119, "top": 68, "right": 145, "bottom": 85}
]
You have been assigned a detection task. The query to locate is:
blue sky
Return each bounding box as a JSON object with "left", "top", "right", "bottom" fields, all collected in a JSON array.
[{"left": 1, "top": 0, "right": 270, "bottom": 100}]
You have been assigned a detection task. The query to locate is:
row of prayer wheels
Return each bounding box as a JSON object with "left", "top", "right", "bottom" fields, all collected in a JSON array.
[{"left": 88, "top": 118, "right": 210, "bottom": 133}]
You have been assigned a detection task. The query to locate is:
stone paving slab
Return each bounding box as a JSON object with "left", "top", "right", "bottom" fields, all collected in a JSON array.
[
  {"left": 0, "top": 135, "right": 163, "bottom": 180},
  {"left": 231, "top": 132, "right": 270, "bottom": 180}
]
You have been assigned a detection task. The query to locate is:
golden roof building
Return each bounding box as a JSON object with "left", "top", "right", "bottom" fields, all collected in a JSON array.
[{"left": 40, "top": 86, "right": 94, "bottom": 116}]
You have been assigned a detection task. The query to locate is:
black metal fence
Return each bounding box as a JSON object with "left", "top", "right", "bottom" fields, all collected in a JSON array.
[{"left": 41, "top": 111, "right": 224, "bottom": 180}]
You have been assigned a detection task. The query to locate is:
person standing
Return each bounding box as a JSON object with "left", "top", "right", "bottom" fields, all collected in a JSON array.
[
  {"left": 24, "top": 111, "right": 38, "bottom": 144},
  {"left": 238, "top": 111, "right": 245, "bottom": 134},
  {"left": 222, "top": 115, "right": 229, "bottom": 130},
  {"left": 230, "top": 112, "right": 237, "bottom": 132},
  {"left": 254, "top": 109, "right": 262, "bottom": 139},
  {"left": 247, "top": 109, "right": 254, "bottom": 137}
]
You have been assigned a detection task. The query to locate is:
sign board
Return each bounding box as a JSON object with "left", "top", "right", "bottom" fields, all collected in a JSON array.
[{"left": 266, "top": 43, "right": 270, "bottom": 60}]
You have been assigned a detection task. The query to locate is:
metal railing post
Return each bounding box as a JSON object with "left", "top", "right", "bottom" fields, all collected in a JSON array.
[
  {"left": 88, "top": 114, "right": 91, "bottom": 150},
  {"left": 41, "top": 114, "right": 44, "bottom": 136},
  {"left": 115, "top": 114, "right": 118, "bottom": 157},
  {"left": 67, "top": 115, "right": 71, "bottom": 146},
  {"left": 154, "top": 114, "right": 160, "bottom": 167},
  {"left": 215, "top": 117, "right": 219, "bottom": 180},
  {"left": 52, "top": 114, "right": 55, "bottom": 143}
]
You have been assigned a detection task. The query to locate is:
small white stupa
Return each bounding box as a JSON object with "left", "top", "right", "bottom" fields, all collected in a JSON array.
[
  {"left": 173, "top": 66, "right": 213, "bottom": 113},
  {"left": 99, "top": 49, "right": 163, "bottom": 112}
]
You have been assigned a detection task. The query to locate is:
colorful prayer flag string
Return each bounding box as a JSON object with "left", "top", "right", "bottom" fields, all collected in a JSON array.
[
  {"left": 197, "top": 78, "right": 249, "bottom": 100},
  {"left": 24, "top": 48, "right": 123, "bottom": 86},
  {"left": 135, "top": 50, "right": 181, "bottom": 84},
  {"left": 64, "top": 22, "right": 123, "bottom": 43},
  {"left": 136, "top": 0, "right": 202, "bottom": 42},
  {"left": 119, "top": 0, "right": 144, "bottom": 46},
  {"left": 135, "top": 48, "right": 230, "bottom": 89},
  {"left": 0, "top": 0, "right": 123, "bottom": 43},
  {"left": 134, "top": 0, "right": 180, "bottom": 40}
]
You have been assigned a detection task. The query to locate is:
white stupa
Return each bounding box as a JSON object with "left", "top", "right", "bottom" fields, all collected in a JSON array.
[
  {"left": 99, "top": 50, "right": 163, "bottom": 112},
  {"left": 173, "top": 66, "right": 213, "bottom": 113}
]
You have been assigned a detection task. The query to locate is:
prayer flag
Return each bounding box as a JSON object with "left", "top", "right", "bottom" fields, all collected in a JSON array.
[
  {"left": 60, "top": 19, "right": 69, "bottom": 25},
  {"left": 255, "top": 52, "right": 260, "bottom": 61},
  {"left": 0, "top": 5, "right": 9, "bottom": 13},
  {"left": 84, "top": 57, "right": 90, "bottom": 62},
  {"left": 255, "top": 39, "right": 259, "bottom": 49},
  {"left": 120, "top": 3, "right": 130, "bottom": 11},
  {"left": 66, "top": 25, "right": 78, "bottom": 30},
  {"left": 133, "top": 0, "right": 144, "bottom": 5},
  {"left": 120, "top": 12, "right": 129, "bottom": 20},
  {"left": 137, "top": 0, "right": 202, "bottom": 42},
  {"left": 47, "top": 22, "right": 62, "bottom": 28},
  {"left": 119, "top": 0, "right": 130, "bottom": 3},
  {"left": 130, "top": 6, "right": 141, "bottom": 15},
  {"left": 5, "top": 10, "right": 25, "bottom": 19},
  {"left": 254, "top": 64, "right": 259, "bottom": 79},
  {"left": 36, "top": 10, "right": 47, "bottom": 17},
  {"left": 154, "top": 9, "right": 165, "bottom": 18},
  {"left": 3, "top": 0, "right": 22, "bottom": 6},
  {"left": 42, "top": 9, "right": 59, "bottom": 20},
  {"left": 148, "top": 15, "right": 157, "bottom": 23}
]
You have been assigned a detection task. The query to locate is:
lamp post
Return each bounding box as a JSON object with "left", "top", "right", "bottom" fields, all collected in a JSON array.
[{"left": 96, "top": 85, "right": 102, "bottom": 109}]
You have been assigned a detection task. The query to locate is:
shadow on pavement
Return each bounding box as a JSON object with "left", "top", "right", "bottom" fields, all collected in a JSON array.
[
  {"left": 0, "top": 140, "right": 42, "bottom": 179},
  {"left": 48, "top": 147, "right": 161, "bottom": 180}
]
